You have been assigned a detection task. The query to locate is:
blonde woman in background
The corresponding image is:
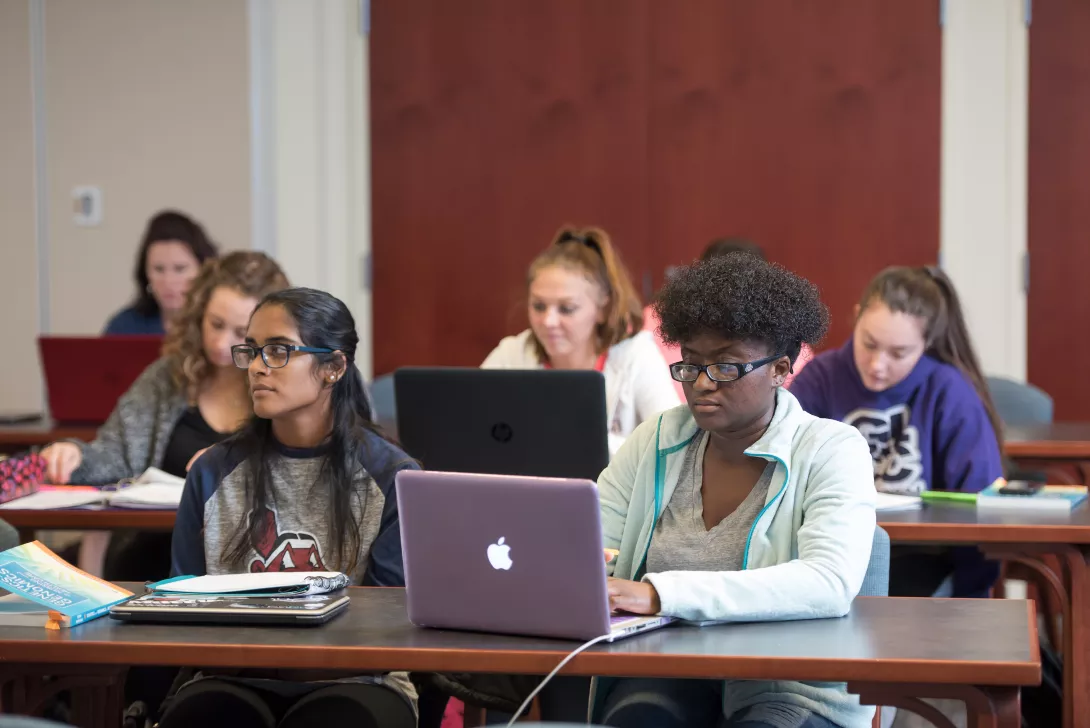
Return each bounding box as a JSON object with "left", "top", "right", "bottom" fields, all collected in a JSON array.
[{"left": 483, "top": 226, "right": 680, "bottom": 455}]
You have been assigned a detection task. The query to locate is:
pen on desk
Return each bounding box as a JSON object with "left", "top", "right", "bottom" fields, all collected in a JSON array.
[{"left": 920, "top": 490, "right": 978, "bottom": 504}]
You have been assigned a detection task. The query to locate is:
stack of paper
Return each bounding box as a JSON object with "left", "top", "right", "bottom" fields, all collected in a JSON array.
[
  {"left": 0, "top": 467, "right": 186, "bottom": 511},
  {"left": 874, "top": 492, "right": 922, "bottom": 512},
  {"left": 0, "top": 486, "right": 104, "bottom": 510},
  {"left": 152, "top": 571, "right": 350, "bottom": 597}
]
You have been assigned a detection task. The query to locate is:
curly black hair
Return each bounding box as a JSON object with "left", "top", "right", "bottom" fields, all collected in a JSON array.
[{"left": 653, "top": 252, "right": 830, "bottom": 362}]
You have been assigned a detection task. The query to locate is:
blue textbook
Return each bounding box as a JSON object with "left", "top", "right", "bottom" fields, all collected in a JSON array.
[{"left": 0, "top": 541, "right": 132, "bottom": 628}]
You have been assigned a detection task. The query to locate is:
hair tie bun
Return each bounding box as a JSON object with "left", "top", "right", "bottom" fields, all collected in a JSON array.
[{"left": 555, "top": 230, "right": 602, "bottom": 257}]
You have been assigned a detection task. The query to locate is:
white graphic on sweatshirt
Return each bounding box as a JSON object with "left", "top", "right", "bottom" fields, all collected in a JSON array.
[{"left": 844, "top": 404, "right": 925, "bottom": 495}]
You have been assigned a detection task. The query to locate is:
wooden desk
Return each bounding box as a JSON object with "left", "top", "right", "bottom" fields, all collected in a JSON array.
[
  {"left": 1006, "top": 423, "right": 1090, "bottom": 460},
  {"left": 0, "top": 420, "right": 98, "bottom": 454},
  {"left": 1005, "top": 423, "right": 1090, "bottom": 484},
  {"left": 881, "top": 502, "right": 1090, "bottom": 728},
  {"left": 0, "top": 588, "right": 1038, "bottom": 728},
  {"left": 0, "top": 508, "right": 176, "bottom": 544}
]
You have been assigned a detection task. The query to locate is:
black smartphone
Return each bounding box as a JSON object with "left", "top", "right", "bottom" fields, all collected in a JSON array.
[{"left": 997, "top": 480, "right": 1044, "bottom": 496}]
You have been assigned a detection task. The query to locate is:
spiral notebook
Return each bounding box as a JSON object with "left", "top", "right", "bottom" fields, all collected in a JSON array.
[{"left": 109, "top": 572, "right": 353, "bottom": 625}]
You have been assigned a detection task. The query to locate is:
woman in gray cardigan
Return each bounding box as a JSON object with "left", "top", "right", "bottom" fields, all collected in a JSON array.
[{"left": 40, "top": 251, "right": 290, "bottom": 579}]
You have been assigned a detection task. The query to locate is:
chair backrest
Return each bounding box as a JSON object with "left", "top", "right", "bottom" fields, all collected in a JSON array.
[
  {"left": 986, "top": 376, "right": 1053, "bottom": 427},
  {"left": 859, "top": 525, "right": 890, "bottom": 598},
  {"left": 0, "top": 718, "right": 72, "bottom": 728},
  {"left": 370, "top": 373, "right": 396, "bottom": 431}
]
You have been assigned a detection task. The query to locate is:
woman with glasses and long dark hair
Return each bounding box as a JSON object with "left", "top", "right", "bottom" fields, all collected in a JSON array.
[
  {"left": 166, "top": 287, "right": 417, "bottom": 728},
  {"left": 594, "top": 253, "right": 876, "bottom": 728},
  {"left": 482, "top": 226, "right": 679, "bottom": 454}
]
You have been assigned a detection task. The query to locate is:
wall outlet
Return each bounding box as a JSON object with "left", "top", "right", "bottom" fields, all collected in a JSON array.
[{"left": 72, "top": 186, "right": 103, "bottom": 226}]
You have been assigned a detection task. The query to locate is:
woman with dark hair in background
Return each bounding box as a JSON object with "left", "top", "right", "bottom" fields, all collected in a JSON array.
[
  {"left": 105, "top": 210, "right": 219, "bottom": 335},
  {"left": 483, "top": 226, "right": 679, "bottom": 454}
]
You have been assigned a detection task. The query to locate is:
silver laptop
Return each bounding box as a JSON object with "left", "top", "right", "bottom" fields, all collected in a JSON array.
[{"left": 396, "top": 470, "right": 673, "bottom": 642}]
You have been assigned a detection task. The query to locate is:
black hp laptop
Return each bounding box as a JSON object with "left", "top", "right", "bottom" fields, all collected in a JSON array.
[{"left": 394, "top": 368, "right": 608, "bottom": 480}]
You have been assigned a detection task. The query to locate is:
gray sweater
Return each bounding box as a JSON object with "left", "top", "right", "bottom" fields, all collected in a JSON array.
[{"left": 70, "top": 358, "right": 189, "bottom": 486}]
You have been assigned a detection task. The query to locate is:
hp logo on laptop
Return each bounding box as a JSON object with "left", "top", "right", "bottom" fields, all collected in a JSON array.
[{"left": 490, "top": 422, "right": 514, "bottom": 443}]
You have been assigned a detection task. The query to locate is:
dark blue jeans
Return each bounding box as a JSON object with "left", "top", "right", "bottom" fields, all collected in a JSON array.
[{"left": 600, "top": 678, "right": 844, "bottom": 728}]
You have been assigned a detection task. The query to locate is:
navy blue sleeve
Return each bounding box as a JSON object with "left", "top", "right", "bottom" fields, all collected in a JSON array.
[
  {"left": 170, "top": 445, "right": 231, "bottom": 577},
  {"left": 360, "top": 433, "right": 419, "bottom": 587}
]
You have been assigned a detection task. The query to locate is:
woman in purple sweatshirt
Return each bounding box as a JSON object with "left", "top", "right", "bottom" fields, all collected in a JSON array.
[{"left": 790, "top": 266, "right": 1003, "bottom": 598}]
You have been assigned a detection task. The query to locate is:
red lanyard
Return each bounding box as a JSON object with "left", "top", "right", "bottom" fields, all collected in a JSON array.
[{"left": 544, "top": 352, "right": 608, "bottom": 372}]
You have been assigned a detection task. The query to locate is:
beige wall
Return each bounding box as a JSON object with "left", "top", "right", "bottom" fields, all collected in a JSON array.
[
  {"left": 0, "top": 1, "right": 42, "bottom": 413},
  {"left": 44, "top": 0, "right": 251, "bottom": 335}
]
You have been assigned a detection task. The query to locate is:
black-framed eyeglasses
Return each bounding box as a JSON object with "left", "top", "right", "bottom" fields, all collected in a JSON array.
[
  {"left": 669, "top": 352, "right": 786, "bottom": 383},
  {"left": 231, "top": 343, "right": 334, "bottom": 369}
]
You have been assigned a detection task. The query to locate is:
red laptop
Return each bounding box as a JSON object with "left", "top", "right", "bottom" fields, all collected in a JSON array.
[{"left": 38, "top": 336, "right": 163, "bottom": 424}]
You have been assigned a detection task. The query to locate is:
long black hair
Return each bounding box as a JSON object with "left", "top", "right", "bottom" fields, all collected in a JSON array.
[
  {"left": 222, "top": 287, "right": 386, "bottom": 574},
  {"left": 132, "top": 210, "right": 219, "bottom": 315}
]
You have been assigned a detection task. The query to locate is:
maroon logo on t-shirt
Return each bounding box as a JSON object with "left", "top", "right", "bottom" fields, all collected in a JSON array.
[{"left": 249, "top": 506, "right": 328, "bottom": 572}]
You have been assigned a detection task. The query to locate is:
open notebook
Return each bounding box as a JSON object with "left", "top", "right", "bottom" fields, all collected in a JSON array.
[
  {"left": 874, "top": 492, "right": 922, "bottom": 512},
  {"left": 0, "top": 468, "right": 185, "bottom": 510}
]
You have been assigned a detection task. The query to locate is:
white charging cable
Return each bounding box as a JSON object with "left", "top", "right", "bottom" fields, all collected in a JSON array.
[{"left": 504, "top": 632, "right": 612, "bottom": 727}]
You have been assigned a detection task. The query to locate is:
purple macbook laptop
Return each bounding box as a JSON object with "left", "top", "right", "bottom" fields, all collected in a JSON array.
[{"left": 395, "top": 470, "right": 672, "bottom": 642}]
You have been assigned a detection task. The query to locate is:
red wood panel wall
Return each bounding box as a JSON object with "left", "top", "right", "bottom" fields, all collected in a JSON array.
[
  {"left": 1027, "top": 0, "right": 1090, "bottom": 420},
  {"left": 370, "top": 1, "right": 941, "bottom": 374},
  {"left": 647, "top": 1, "right": 941, "bottom": 350},
  {"left": 370, "top": 0, "right": 652, "bottom": 375}
]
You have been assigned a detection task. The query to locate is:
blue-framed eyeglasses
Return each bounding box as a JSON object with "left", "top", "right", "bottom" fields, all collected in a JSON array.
[
  {"left": 231, "top": 343, "right": 334, "bottom": 369},
  {"left": 669, "top": 352, "right": 786, "bottom": 383}
]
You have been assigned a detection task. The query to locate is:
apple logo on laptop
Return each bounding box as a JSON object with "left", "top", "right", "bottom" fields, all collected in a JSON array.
[{"left": 487, "top": 537, "right": 513, "bottom": 570}]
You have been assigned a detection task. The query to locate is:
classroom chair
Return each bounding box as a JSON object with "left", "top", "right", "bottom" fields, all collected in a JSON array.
[
  {"left": 370, "top": 373, "right": 397, "bottom": 432},
  {"left": 0, "top": 718, "right": 71, "bottom": 728},
  {"left": 861, "top": 527, "right": 891, "bottom": 728},
  {"left": 861, "top": 525, "right": 891, "bottom": 598},
  {"left": 985, "top": 376, "right": 1053, "bottom": 427}
]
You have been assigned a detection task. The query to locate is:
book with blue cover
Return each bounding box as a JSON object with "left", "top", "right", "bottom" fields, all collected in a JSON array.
[
  {"left": 0, "top": 541, "right": 132, "bottom": 629},
  {"left": 977, "top": 482, "right": 1088, "bottom": 513}
]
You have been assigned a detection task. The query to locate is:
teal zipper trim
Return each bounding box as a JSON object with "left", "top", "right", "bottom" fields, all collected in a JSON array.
[
  {"left": 740, "top": 452, "right": 789, "bottom": 570},
  {"left": 634, "top": 415, "right": 695, "bottom": 579}
]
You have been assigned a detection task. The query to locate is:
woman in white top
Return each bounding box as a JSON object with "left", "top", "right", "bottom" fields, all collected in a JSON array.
[{"left": 482, "top": 226, "right": 680, "bottom": 454}]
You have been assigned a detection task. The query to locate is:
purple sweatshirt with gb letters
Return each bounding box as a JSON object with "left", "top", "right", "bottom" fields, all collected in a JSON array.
[{"left": 789, "top": 338, "right": 1003, "bottom": 596}]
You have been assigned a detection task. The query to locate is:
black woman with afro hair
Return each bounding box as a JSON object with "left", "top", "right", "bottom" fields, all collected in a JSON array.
[{"left": 593, "top": 252, "right": 878, "bottom": 728}]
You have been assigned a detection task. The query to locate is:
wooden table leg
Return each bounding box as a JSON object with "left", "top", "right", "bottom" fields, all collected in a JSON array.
[
  {"left": 1063, "top": 548, "right": 1090, "bottom": 728},
  {"left": 983, "top": 543, "right": 1085, "bottom": 728},
  {"left": 0, "top": 664, "right": 126, "bottom": 728},
  {"left": 849, "top": 683, "right": 1020, "bottom": 728}
]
